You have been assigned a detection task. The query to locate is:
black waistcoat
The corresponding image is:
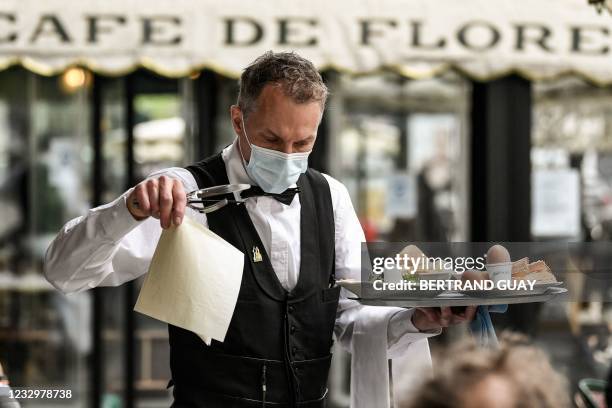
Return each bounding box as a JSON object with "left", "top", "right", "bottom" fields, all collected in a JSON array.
[{"left": 168, "top": 153, "right": 340, "bottom": 408}]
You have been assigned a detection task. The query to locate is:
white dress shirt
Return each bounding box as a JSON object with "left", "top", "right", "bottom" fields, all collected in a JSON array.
[{"left": 43, "top": 139, "right": 439, "bottom": 407}]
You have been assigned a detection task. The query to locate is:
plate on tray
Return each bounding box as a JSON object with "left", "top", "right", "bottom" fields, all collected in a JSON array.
[
  {"left": 348, "top": 287, "right": 568, "bottom": 308},
  {"left": 534, "top": 281, "right": 563, "bottom": 289}
]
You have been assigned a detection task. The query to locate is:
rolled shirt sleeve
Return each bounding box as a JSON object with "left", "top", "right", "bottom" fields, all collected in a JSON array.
[
  {"left": 43, "top": 168, "right": 203, "bottom": 294},
  {"left": 386, "top": 308, "right": 441, "bottom": 359}
]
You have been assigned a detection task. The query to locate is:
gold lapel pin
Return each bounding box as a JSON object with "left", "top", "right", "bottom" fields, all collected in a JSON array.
[{"left": 252, "top": 246, "right": 262, "bottom": 263}]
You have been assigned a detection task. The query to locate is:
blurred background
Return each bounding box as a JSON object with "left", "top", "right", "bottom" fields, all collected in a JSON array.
[{"left": 1, "top": 0, "right": 612, "bottom": 406}]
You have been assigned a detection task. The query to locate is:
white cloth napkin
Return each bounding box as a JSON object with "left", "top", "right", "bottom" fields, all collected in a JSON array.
[
  {"left": 351, "top": 307, "right": 433, "bottom": 408},
  {"left": 391, "top": 339, "right": 433, "bottom": 407},
  {"left": 134, "top": 215, "right": 244, "bottom": 345},
  {"left": 350, "top": 307, "right": 395, "bottom": 408}
]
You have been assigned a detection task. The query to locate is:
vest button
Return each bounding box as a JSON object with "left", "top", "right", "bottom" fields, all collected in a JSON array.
[
  {"left": 290, "top": 325, "right": 296, "bottom": 333},
  {"left": 288, "top": 305, "right": 295, "bottom": 313},
  {"left": 292, "top": 346, "right": 297, "bottom": 355}
]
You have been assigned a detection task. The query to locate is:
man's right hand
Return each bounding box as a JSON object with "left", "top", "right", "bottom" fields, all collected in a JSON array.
[{"left": 126, "top": 175, "right": 187, "bottom": 229}]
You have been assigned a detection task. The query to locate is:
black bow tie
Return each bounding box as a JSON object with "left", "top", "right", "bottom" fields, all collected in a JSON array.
[{"left": 240, "top": 186, "right": 300, "bottom": 205}]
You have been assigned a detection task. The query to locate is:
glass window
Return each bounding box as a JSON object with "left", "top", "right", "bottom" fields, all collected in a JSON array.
[
  {"left": 532, "top": 78, "right": 611, "bottom": 241},
  {"left": 130, "top": 72, "right": 193, "bottom": 407},
  {"left": 334, "top": 72, "right": 470, "bottom": 242},
  {"left": 0, "top": 67, "right": 92, "bottom": 406},
  {"left": 99, "top": 77, "right": 128, "bottom": 405},
  {"left": 532, "top": 79, "right": 612, "bottom": 386}
]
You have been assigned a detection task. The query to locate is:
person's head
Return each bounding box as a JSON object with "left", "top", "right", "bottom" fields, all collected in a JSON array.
[
  {"left": 230, "top": 51, "right": 328, "bottom": 159},
  {"left": 229, "top": 51, "right": 328, "bottom": 193},
  {"left": 402, "top": 332, "right": 570, "bottom": 408}
]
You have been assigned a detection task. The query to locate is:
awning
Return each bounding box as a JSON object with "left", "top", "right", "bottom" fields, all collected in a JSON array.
[{"left": 2, "top": 0, "right": 612, "bottom": 83}]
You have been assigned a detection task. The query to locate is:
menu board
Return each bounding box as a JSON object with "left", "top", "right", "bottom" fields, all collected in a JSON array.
[{"left": 531, "top": 169, "right": 580, "bottom": 238}]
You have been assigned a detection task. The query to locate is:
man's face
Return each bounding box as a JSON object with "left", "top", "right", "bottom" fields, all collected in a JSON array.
[{"left": 230, "top": 83, "right": 323, "bottom": 162}]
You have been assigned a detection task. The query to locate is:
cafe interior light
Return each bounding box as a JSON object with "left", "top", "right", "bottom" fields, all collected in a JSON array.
[{"left": 61, "top": 67, "right": 87, "bottom": 91}]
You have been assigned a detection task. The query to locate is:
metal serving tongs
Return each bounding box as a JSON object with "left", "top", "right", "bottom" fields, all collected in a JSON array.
[{"left": 186, "top": 184, "right": 251, "bottom": 214}]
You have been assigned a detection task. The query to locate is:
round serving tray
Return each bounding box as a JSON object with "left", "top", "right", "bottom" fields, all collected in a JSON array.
[{"left": 347, "top": 287, "right": 568, "bottom": 307}]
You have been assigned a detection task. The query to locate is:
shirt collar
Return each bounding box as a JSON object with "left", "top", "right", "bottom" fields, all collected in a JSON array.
[{"left": 222, "top": 137, "right": 253, "bottom": 186}]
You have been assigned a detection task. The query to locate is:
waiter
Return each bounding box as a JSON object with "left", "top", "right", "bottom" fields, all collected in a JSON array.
[{"left": 44, "top": 51, "right": 475, "bottom": 408}]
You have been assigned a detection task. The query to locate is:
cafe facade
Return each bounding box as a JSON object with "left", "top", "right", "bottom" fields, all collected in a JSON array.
[{"left": 1, "top": 0, "right": 612, "bottom": 406}]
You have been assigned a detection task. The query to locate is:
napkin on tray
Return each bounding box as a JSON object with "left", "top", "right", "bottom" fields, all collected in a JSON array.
[
  {"left": 134, "top": 215, "right": 244, "bottom": 345},
  {"left": 469, "top": 304, "right": 508, "bottom": 348}
]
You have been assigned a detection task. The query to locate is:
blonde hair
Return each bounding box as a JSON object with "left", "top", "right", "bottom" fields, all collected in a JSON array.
[{"left": 402, "top": 332, "right": 570, "bottom": 408}]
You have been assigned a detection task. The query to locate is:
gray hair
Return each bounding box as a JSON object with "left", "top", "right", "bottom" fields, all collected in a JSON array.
[{"left": 237, "top": 51, "right": 329, "bottom": 117}]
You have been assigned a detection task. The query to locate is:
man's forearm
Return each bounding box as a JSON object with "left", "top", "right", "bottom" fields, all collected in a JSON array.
[
  {"left": 334, "top": 298, "right": 440, "bottom": 355},
  {"left": 43, "top": 188, "right": 151, "bottom": 293}
]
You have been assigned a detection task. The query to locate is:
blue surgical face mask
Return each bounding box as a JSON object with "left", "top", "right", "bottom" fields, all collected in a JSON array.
[{"left": 238, "top": 115, "right": 310, "bottom": 194}]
